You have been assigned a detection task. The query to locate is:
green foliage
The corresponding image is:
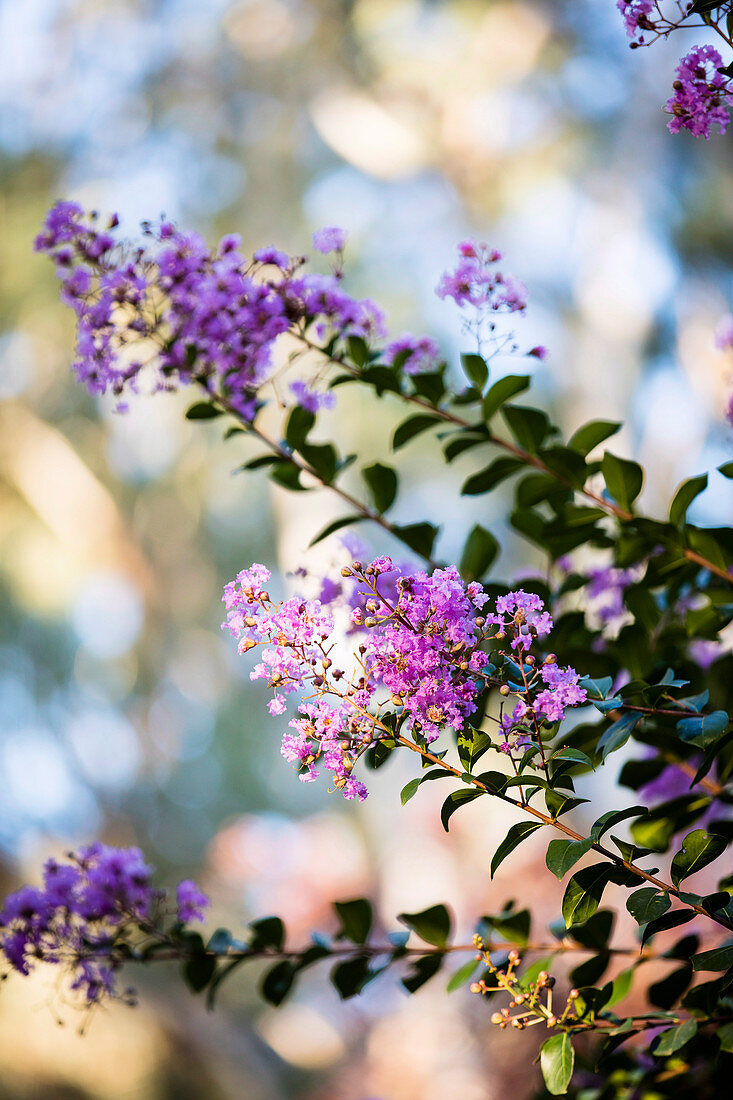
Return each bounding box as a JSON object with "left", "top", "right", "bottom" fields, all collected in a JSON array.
[{"left": 540, "top": 1033, "right": 574, "bottom": 1095}]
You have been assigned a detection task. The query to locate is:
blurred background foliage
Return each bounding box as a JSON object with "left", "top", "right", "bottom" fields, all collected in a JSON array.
[{"left": 1, "top": 0, "right": 733, "bottom": 1096}]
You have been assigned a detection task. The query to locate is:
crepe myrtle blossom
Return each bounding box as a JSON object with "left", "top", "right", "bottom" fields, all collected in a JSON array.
[
  {"left": 436, "top": 241, "right": 528, "bottom": 313},
  {"left": 665, "top": 46, "right": 732, "bottom": 138},
  {"left": 312, "top": 226, "right": 348, "bottom": 254},
  {"left": 617, "top": 0, "right": 655, "bottom": 43},
  {"left": 0, "top": 845, "right": 209, "bottom": 1005},
  {"left": 35, "top": 204, "right": 382, "bottom": 414},
  {"left": 223, "top": 561, "right": 587, "bottom": 795}
]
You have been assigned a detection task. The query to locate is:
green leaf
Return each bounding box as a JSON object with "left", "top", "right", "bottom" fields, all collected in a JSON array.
[
  {"left": 568, "top": 419, "right": 621, "bottom": 456},
  {"left": 677, "top": 710, "right": 730, "bottom": 748},
  {"left": 562, "top": 864, "right": 612, "bottom": 928},
  {"left": 603, "top": 966, "right": 635, "bottom": 1008},
  {"left": 591, "top": 806, "right": 646, "bottom": 842},
  {"left": 392, "top": 522, "right": 439, "bottom": 559},
  {"left": 602, "top": 451, "right": 644, "bottom": 512},
  {"left": 347, "top": 335, "right": 369, "bottom": 367},
  {"left": 446, "top": 957, "right": 480, "bottom": 993},
  {"left": 362, "top": 463, "right": 398, "bottom": 514},
  {"left": 309, "top": 514, "right": 363, "bottom": 547},
  {"left": 331, "top": 955, "right": 371, "bottom": 999},
  {"left": 462, "top": 456, "right": 523, "bottom": 496},
  {"left": 671, "top": 829, "right": 727, "bottom": 888},
  {"left": 261, "top": 960, "right": 296, "bottom": 1005},
  {"left": 626, "top": 888, "right": 671, "bottom": 926},
  {"left": 652, "top": 1018, "right": 698, "bottom": 1056},
  {"left": 461, "top": 352, "right": 488, "bottom": 391},
  {"left": 398, "top": 904, "right": 452, "bottom": 947},
  {"left": 669, "top": 474, "right": 708, "bottom": 528},
  {"left": 502, "top": 404, "right": 551, "bottom": 453},
  {"left": 335, "top": 899, "right": 373, "bottom": 944},
  {"left": 579, "top": 675, "right": 614, "bottom": 701},
  {"left": 490, "top": 821, "right": 543, "bottom": 878},
  {"left": 440, "top": 788, "right": 482, "bottom": 831},
  {"left": 249, "top": 916, "right": 285, "bottom": 951},
  {"left": 540, "top": 1032, "right": 575, "bottom": 1095},
  {"left": 459, "top": 524, "right": 499, "bottom": 581},
  {"left": 300, "top": 441, "right": 337, "bottom": 483},
  {"left": 402, "top": 953, "right": 443, "bottom": 993},
  {"left": 393, "top": 414, "right": 442, "bottom": 450},
  {"left": 642, "top": 910, "right": 695, "bottom": 948},
  {"left": 691, "top": 943, "right": 733, "bottom": 971},
  {"left": 182, "top": 952, "right": 216, "bottom": 992},
  {"left": 285, "top": 405, "right": 315, "bottom": 448},
  {"left": 718, "top": 1021, "right": 733, "bottom": 1052},
  {"left": 597, "top": 713, "right": 640, "bottom": 760},
  {"left": 400, "top": 777, "right": 422, "bottom": 805},
  {"left": 545, "top": 837, "right": 593, "bottom": 880},
  {"left": 185, "top": 401, "right": 223, "bottom": 420},
  {"left": 481, "top": 374, "right": 530, "bottom": 420},
  {"left": 718, "top": 460, "right": 733, "bottom": 479}
]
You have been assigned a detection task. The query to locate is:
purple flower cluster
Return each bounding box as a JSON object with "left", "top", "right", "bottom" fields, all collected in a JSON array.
[
  {"left": 384, "top": 333, "right": 441, "bottom": 375},
  {"left": 36, "top": 203, "right": 385, "bottom": 417},
  {"left": 485, "top": 590, "right": 553, "bottom": 651},
  {"left": 665, "top": 46, "right": 732, "bottom": 138},
  {"left": 224, "top": 559, "right": 590, "bottom": 793},
  {"left": 436, "top": 241, "right": 527, "bottom": 314},
  {"left": 617, "top": 0, "right": 655, "bottom": 43},
  {"left": 0, "top": 845, "right": 209, "bottom": 1004}
]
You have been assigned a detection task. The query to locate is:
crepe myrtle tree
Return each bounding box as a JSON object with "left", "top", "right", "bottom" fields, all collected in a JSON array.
[{"left": 2, "top": 203, "right": 733, "bottom": 1097}]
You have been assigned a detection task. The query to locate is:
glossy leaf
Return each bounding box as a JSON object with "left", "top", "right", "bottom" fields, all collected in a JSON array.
[
  {"left": 398, "top": 904, "right": 452, "bottom": 947},
  {"left": 540, "top": 1032, "right": 574, "bottom": 1095},
  {"left": 602, "top": 451, "right": 643, "bottom": 512},
  {"left": 490, "top": 821, "right": 543, "bottom": 878},
  {"left": 362, "top": 462, "right": 398, "bottom": 514},
  {"left": 671, "top": 829, "right": 727, "bottom": 888}
]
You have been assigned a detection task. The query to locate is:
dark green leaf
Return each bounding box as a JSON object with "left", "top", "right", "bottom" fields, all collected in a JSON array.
[
  {"left": 183, "top": 953, "right": 216, "bottom": 993},
  {"left": 309, "top": 515, "right": 363, "bottom": 547},
  {"left": 335, "top": 899, "right": 373, "bottom": 945},
  {"left": 602, "top": 452, "right": 644, "bottom": 512},
  {"left": 597, "top": 713, "right": 640, "bottom": 760},
  {"left": 490, "top": 821, "right": 543, "bottom": 878},
  {"left": 626, "top": 888, "right": 671, "bottom": 926},
  {"left": 362, "top": 463, "right": 398, "bottom": 514},
  {"left": 677, "top": 710, "right": 729, "bottom": 748},
  {"left": 669, "top": 474, "right": 708, "bottom": 528},
  {"left": 671, "top": 829, "right": 727, "bottom": 888},
  {"left": 562, "top": 864, "right": 613, "bottom": 928},
  {"left": 392, "top": 522, "right": 439, "bottom": 559},
  {"left": 185, "top": 401, "right": 223, "bottom": 420},
  {"left": 691, "top": 944, "right": 733, "bottom": 971},
  {"left": 546, "top": 837, "right": 593, "bottom": 880},
  {"left": 482, "top": 374, "right": 531, "bottom": 420},
  {"left": 462, "top": 456, "right": 523, "bottom": 496},
  {"left": 568, "top": 419, "right": 621, "bottom": 456},
  {"left": 459, "top": 524, "right": 499, "bottom": 581},
  {"left": 393, "top": 414, "right": 443, "bottom": 450},
  {"left": 285, "top": 405, "right": 315, "bottom": 448},
  {"left": 398, "top": 904, "right": 452, "bottom": 947},
  {"left": 502, "top": 404, "right": 551, "bottom": 453},
  {"left": 461, "top": 352, "right": 488, "bottom": 391},
  {"left": 249, "top": 916, "right": 285, "bottom": 951},
  {"left": 402, "top": 953, "right": 443, "bottom": 993},
  {"left": 331, "top": 955, "right": 372, "bottom": 998},
  {"left": 591, "top": 806, "right": 646, "bottom": 842},
  {"left": 261, "top": 960, "right": 296, "bottom": 1005}
]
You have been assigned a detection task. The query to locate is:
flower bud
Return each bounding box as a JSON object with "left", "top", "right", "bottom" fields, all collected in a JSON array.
[
  {"left": 499, "top": 684, "right": 510, "bottom": 696},
  {"left": 340, "top": 567, "right": 353, "bottom": 577}
]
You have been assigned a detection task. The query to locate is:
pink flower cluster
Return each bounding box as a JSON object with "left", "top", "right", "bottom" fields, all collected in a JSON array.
[
  {"left": 665, "top": 46, "right": 732, "bottom": 138},
  {"left": 436, "top": 241, "right": 528, "bottom": 313},
  {"left": 223, "top": 560, "right": 589, "bottom": 794}
]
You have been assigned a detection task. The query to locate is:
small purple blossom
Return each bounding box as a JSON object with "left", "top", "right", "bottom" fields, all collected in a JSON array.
[
  {"left": 384, "top": 333, "right": 441, "bottom": 375},
  {"left": 290, "top": 379, "right": 337, "bottom": 412},
  {"left": 617, "top": 0, "right": 655, "bottom": 43},
  {"left": 312, "top": 226, "right": 347, "bottom": 254},
  {"left": 715, "top": 314, "right": 733, "bottom": 352},
  {"left": 665, "top": 46, "right": 732, "bottom": 139},
  {"left": 176, "top": 880, "right": 210, "bottom": 923}
]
